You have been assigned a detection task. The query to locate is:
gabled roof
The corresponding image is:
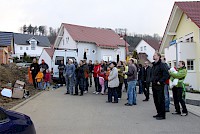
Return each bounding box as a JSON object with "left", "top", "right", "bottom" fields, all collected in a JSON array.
[
  {"left": 0, "top": 32, "right": 13, "bottom": 46},
  {"left": 138, "top": 52, "right": 151, "bottom": 65},
  {"left": 159, "top": 1, "right": 200, "bottom": 53},
  {"left": 176, "top": 1, "right": 200, "bottom": 28},
  {"left": 44, "top": 45, "right": 54, "bottom": 59},
  {"left": 143, "top": 39, "right": 160, "bottom": 50},
  {"left": 62, "top": 23, "right": 127, "bottom": 48},
  {"left": 14, "top": 33, "right": 50, "bottom": 47}
]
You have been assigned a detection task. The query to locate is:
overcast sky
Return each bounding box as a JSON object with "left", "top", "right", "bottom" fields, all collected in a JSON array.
[{"left": 0, "top": 0, "right": 195, "bottom": 36}]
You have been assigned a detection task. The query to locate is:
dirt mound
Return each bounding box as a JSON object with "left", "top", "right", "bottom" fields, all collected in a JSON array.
[{"left": 0, "top": 64, "right": 40, "bottom": 109}]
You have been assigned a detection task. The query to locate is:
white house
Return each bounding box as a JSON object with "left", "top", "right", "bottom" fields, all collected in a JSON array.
[
  {"left": 39, "top": 46, "right": 55, "bottom": 70},
  {"left": 159, "top": 1, "right": 200, "bottom": 90},
  {"left": 54, "top": 23, "right": 128, "bottom": 62},
  {"left": 13, "top": 33, "right": 51, "bottom": 59},
  {"left": 135, "top": 39, "right": 160, "bottom": 62}
]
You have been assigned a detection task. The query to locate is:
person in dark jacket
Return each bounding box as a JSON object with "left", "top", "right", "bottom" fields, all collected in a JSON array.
[
  {"left": 75, "top": 60, "right": 85, "bottom": 96},
  {"left": 39, "top": 59, "right": 49, "bottom": 77},
  {"left": 138, "top": 64, "right": 143, "bottom": 94},
  {"left": 82, "top": 60, "right": 89, "bottom": 93},
  {"left": 117, "top": 61, "right": 125, "bottom": 99},
  {"left": 151, "top": 52, "right": 170, "bottom": 120},
  {"left": 58, "top": 60, "right": 66, "bottom": 85},
  {"left": 88, "top": 60, "right": 94, "bottom": 87},
  {"left": 141, "top": 61, "right": 152, "bottom": 101},
  {"left": 30, "top": 58, "right": 40, "bottom": 89}
]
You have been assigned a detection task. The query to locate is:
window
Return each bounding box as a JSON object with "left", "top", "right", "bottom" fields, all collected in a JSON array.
[
  {"left": 144, "top": 46, "right": 146, "bottom": 51},
  {"left": 55, "top": 56, "right": 64, "bottom": 65},
  {"left": 186, "top": 38, "right": 190, "bottom": 42},
  {"left": 26, "top": 47, "right": 28, "bottom": 50},
  {"left": 66, "top": 37, "right": 69, "bottom": 43},
  {"left": 30, "top": 40, "right": 36, "bottom": 50},
  {"left": 191, "top": 37, "right": 194, "bottom": 42},
  {"left": 20, "top": 47, "right": 23, "bottom": 50},
  {"left": 0, "top": 109, "right": 8, "bottom": 122},
  {"left": 187, "top": 60, "right": 194, "bottom": 70},
  {"left": 140, "top": 47, "right": 143, "bottom": 51}
]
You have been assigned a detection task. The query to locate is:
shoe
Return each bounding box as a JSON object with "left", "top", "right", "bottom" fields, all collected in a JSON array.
[
  {"left": 153, "top": 114, "right": 159, "bottom": 118},
  {"left": 172, "top": 112, "right": 181, "bottom": 115},
  {"left": 106, "top": 101, "right": 111, "bottom": 103},
  {"left": 125, "top": 103, "right": 132, "bottom": 106},
  {"left": 156, "top": 117, "right": 165, "bottom": 120},
  {"left": 84, "top": 91, "right": 88, "bottom": 94},
  {"left": 133, "top": 103, "right": 137, "bottom": 105},
  {"left": 73, "top": 94, "right": 78, "bottom": 96},
  {"left": 118, "top": 98, "right": 121, "bottom": 100},
  {"left": 79, "top": 94, "right": 83, "bottom": 96},
  {"left": 101, "top": 93, "right": 104, "bottom": 95},
  {"left": 112, "top": 102, "right": 118, "bottom": 103},
  {"left": 96, "top": 92, "right": 99, "bottom": 95},
  {"left": 181, "top": 113, "right": 188, "bottom": 116},
  {"left": 143, "top": 99, "right": 148, "bottom": 101},
  {"left": 93, "top": 91, "right": 96, "bottom": 94},
  {"left": 65, "top": 92, "right": 70, "bottom": 95}
]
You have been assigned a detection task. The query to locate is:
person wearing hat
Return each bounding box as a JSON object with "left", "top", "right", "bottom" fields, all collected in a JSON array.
[
  {"left": 64, "top": 59, "right": 75, "bottom": 95},
  {"left": 107, "top": 61, "right": 119, "bottom": 103}
]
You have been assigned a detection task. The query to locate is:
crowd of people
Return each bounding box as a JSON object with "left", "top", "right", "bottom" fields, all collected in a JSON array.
[{"left": 30, "top": 51, "right": 188, "bottom": 120}]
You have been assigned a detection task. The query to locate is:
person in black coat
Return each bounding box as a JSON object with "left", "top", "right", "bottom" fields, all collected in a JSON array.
[
  {"left": 141, "top": 61, "right": 152, "bottom": 101},
  {"left": 88, "top": 60, "right": 94, "bottom": 87},
  {"left": 151, "top": 52, "right": 170, "bottom": 120},
  {"left": 75, "top": 60, "right": 85, "bottom": 96},
  {"left": 39, "top": 59, "right": 49, "bottom": 77},
  {"left": 138, "top": 64, "right": 143, "bottom": 94},
  {"left": 58, "top": 60, "right": 66, "bottom": 85},
  {"left": 30, "top": 58, "right": 40, "bottom": 89}
]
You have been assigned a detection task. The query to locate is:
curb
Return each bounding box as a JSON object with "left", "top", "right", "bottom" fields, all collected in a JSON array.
[{"left": 10, "top": 91, "right": 43, "bottom": 111}]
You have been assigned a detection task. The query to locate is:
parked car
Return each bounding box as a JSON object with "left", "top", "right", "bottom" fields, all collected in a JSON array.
[{"left": 0, "top": 107, "right": 36, "bottom": 134}]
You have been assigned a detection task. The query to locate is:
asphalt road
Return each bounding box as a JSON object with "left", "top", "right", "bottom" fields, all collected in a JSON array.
[{"left": 16, "top": 86, "right": 200, "bottom": 134}]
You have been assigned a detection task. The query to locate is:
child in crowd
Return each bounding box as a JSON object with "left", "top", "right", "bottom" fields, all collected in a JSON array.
[
  {"left": 35, "top": 69, "right": 44, "bottom": 90},
  {"left": 104, "top": 67, "right": 110, "bottom": 94},
  {"left": 43, "top": 69, "right": 51, "bottom": 90},
  {"left": 98, "top": 68, "right": 105, "bottom": 95}
]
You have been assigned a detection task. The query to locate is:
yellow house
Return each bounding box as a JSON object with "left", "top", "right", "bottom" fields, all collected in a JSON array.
[{"left": 160, "top": 1, "right": 200, "bottom": 91}]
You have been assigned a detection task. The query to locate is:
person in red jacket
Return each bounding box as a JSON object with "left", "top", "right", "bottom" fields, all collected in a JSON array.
[
  {"left": 93, "top": 60, "right": 101, "bottom": 94},
  {"left": 44, "top": 69, "right": 51, "bottom": 90}
]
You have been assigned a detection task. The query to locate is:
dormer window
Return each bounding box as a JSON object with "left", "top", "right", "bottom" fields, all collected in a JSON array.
[{"left": 30, "top": 40, "right": 36, "bottom": 50}]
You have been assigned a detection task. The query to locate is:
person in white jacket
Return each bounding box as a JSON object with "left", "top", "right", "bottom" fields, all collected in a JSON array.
[{"left": 107, "top": 62, "right": 119, "bottom": 103}]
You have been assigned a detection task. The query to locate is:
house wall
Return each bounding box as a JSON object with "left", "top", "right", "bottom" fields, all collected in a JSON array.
[
  {"left": 166, "top": 13, "right": 200, "bottom": 90},
  {"left": 58, "top": 28, "right": 77, "bottom": 50},
  {"left": 135, "top": 40, "right": 155, "bottom": 62},
  {"left": 14, "top": 38, "right": 49, "bottom": 58},
  {"left": 0, "top": 49, "right": 3, "bottom": 64},
  {"left": 38, "top": 50, "right": 52, "bottom": 70},
  {"left": 77, "top": 42, "right": 97, "bottom": 62}
]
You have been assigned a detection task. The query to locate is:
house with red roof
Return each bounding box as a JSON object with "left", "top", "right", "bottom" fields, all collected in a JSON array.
[
  {"left": 159, "top": 1, "right": 200, "bottom": 90},
  {"left": 135, "top": 39, "right": 160, "bottom": 62},
  {"left": 54, "top": 23, "right": 128, "bottom": 62}
]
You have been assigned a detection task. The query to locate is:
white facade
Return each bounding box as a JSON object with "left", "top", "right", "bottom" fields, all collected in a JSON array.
[
  {"left": 38, "top": 49, "right": 52, "bottom": 70},
  {"left": 135, "top": 40, "right": 156, "bottom": 62},
  {"left": 14, "top": 39, "right": 49, "bottom": 58},
  {"left": 165, "top": 42, "right": 197, "bottom": 90}
]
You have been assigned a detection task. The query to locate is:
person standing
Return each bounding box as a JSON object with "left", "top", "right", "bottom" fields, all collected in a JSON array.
[
  {"left": 75, "top": 60, "right": 85, "bottom": 96},
  {"left": 35, "top": 69, "right": 44, "bottom": 90},
  {"left": 151, "top": 52, "right": 170, "bottom": 120},
  {"left": 88, "top": 60, "right": 94, "bottom": 87},
  {"left": 39, "top": 59, "right": 49, "bottom": 78},
  {"left": 141, "top": 61, "right": 152, "bottom": 101},
  {"left": 161, "top": 57, "right": 170, "bottom": 112},
  {"left": 117, "top": 61, "right": 125, "bottom": 99},
  {"left": 43, "top": 69, "right": 51, "bottom": 90},
  {"left": 123, "top": 61, "right": 128, "bottom": 92},
  {"left": 107, "top": 62, "right": 119, "bottom": 103},
  {"left": 170, "top": 61, "right": 188, "bottom": 116},
  {"left": 124, "top": 58, "right": 138, "bottom": 106},
  {"left": 83, "top": 60, "right": 89, "bottom": 93},
  {"left": 138, "top": 64, "right": 143, "bottom": 94},
  {"left": 58, "top": 60, "right": 66, "bottom": 86},
  {"left": 30, "top": 58, "right": 40, "bottom": 89},
  {"left": 64, "top": 59, "right": 75, "bottom": 95},
  {"left": 93, "top": 60, "right": 101, "bottom": 94}
]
